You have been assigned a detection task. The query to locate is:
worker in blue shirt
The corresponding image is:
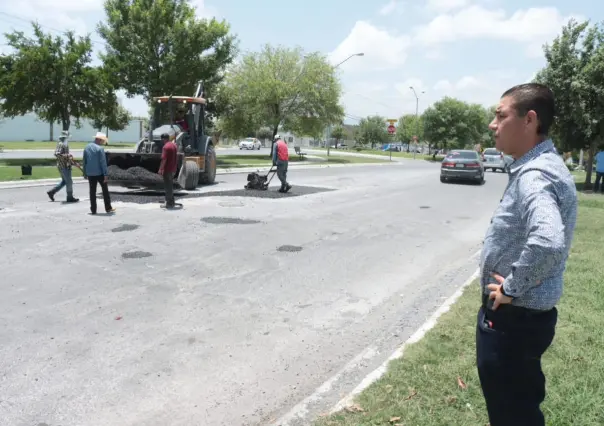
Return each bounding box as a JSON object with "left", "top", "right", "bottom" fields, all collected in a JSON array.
[
  {"left": 83, "top": 132, "right": 115, "bottom": 215},
  {"left": 595, "top": 145, "right": 604, "bottom": 193}
]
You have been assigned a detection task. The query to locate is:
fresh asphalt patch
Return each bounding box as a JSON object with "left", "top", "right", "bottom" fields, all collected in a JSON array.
[
  {"left": 121, "top": 251, "right": 153, "bottom": 260},
  {"left": 104, "top": 185, "right": 335, "bottom": 204},
  {"left": 277, "top": 245, "right": 303, "bottom": 252},
  {"left": 111, "top": 224, "right": 140, "bottom": 232},
  {"left": 201, "top": 217, "right": 262, "bottom": 225}
]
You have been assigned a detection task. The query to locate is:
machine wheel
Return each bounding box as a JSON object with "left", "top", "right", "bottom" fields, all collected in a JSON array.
[
  {"left": 179, "top": 160, "right": 200, "bottom": 190},
  {"left": 440, "top": 176, "right": 447, "bottom": 183},
  {"left": 199, "top": 144, "right": 217, "bottom": 184}
]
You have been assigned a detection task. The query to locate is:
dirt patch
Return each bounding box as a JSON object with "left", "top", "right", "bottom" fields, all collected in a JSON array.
[
  {"left": 277, "top": 245, "right": 303, "bottom": 252},
  {"left": 121, "top": 251, "right": 153, "bottom": 259},
  {"left": 111, "top": 224, "right": 140, "bottom": 232},
  {"left": 201, "top": 217, "right": 262, "bottom": 225}
]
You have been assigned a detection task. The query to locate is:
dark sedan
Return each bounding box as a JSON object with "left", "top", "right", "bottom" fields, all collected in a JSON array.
[{"left": 440, "top": 150, "right": 485, "bottom": 184}]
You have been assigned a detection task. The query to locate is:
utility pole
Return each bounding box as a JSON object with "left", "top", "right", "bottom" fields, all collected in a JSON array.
[
  {"left": 409, "top": 86, "right": 425, "bottom": 159},
  {"left": 326, "top": 52, "right": 364, "bottom": 156}
]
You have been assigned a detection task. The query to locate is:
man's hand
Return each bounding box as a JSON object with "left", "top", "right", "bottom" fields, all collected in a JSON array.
[
  {"left": 487, "top": 273, "right": 513, "bottom": 311},
  {"left": 104, "top": 176, "right": 108, "bottom": 183}
]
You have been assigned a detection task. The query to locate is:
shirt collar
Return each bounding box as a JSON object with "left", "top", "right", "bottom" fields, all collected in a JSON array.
[{"left": 509, "top": 139, "right": 555, "bottom": 175}]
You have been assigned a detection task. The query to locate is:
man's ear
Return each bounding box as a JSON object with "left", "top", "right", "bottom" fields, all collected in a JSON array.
[{"left": 525, "top": 110, "right": 539, "bottom": 129}]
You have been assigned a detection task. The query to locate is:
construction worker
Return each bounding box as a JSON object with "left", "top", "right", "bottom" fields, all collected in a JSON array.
[
  {"left": 83, "top": 132, "right": 115, "bottom": 215},
  {"left": 47, "top": 130, "right": 79, "bottom": 203},
  {"left": 272, "top": 134, "right": 292, "bottom": 193},
  {"left": 159, "top": 133, "right": 178, "bottom": 208}
]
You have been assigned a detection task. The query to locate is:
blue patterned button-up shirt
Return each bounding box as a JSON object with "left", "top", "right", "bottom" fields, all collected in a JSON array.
[{"left": 480, "top": 139, "right": 577, "bottom": 311}]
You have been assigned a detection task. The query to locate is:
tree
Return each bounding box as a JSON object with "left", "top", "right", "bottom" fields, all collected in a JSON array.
[
  {"left": 422, "top": 97, "right": 488, "bottom": 151},
  {"left": 90, "top": 103, "right": 132, "bottom": 138},
  {"left": 0, "top": 24, "right": 116, "bottom": 131},
  {"left": 331, "top": 125, "right": 345, "bottom": 148},
  {"left": 217, "top": 45, "right": 344, "bottom": 154},
  {"left": 357, "top": 116, "right": 388, "bottom": 148},
  {"left": 535, "top": 19, "right": 604, "bottom": 188},
  {"left": 256, "top": 127, "right": 273, "bottom": 143},
  {"left": 98, "top": 0, "right": 237, "bottom": 103},
  {"left": 396, "top": 114, "right": 423, "bottom": 145}
]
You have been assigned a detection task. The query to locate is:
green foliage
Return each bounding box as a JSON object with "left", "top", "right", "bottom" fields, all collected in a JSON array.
[
  {"left": 357, "top": 115, "right": 389, "bottom": 148},
  {"left": 0, "top": 24, "right": 116, "bottom": 131},
  {"left": 217, "top": 45, "right": 344, "bottom": 140},
  {"left": 535, "top": 19, "right": 604, "bottom": 187},
  {"left": 98, "top": 0, "right": 237, "bottom": 102},
  {"left": 331, "top": 125, "right": 345, "bottom": 142},
  {"left": 422, "top": 97, "right": 489, "bottom": 150},
  {"left": 256, "top": 127, "right": 273, "bottom": 141},
  {"left": 396, "top": 114, "right": 423, "bottom": 143},
  {"left": 90, "top": 103, "right": 131, "bottom": 133}
]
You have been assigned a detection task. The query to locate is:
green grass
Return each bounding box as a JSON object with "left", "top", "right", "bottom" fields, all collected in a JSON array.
[
  {"left": 0, "top": 154, "right": 388, "bottom": 181},
  {"left": 317, "top": 194, "right": 604, "bottom": 426},
  {"left": 0, "top": 141, "right": 135, "bottom": 150}
]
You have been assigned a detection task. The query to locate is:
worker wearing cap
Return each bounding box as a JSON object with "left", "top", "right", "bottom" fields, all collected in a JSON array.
[
  {"left": 47, "top": 130, "right": 79, "bottom": 203},
  {"left": 83, "top": 132, "right": 115, "bottom": 214},
  {"left": 159, "top": 133, "right": 178, "bottom": 208},
  {"left": 272, "top": 134, "right": 292, "bottom": 193}
]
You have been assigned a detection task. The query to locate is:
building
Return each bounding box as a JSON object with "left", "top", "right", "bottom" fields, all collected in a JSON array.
[{"left": 0, "top": 113, "right": 144, "bottom": 143}]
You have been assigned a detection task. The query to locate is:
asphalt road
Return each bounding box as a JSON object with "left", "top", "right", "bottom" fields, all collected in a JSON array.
[
  {"left": 0, "top": 147, "right": 270, "bottom": 159},
  {"left": 0, "top": 162, "right": 509, "bottom": 426}
]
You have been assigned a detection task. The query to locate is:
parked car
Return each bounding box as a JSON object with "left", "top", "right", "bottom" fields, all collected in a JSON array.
[
  {"left": 440, "top": 150, "right": 485, "bottom": 184},
  {"left": 239, "top": 138, "right": 262, "bottom": 150},
  {"left": 482, "top": 148, "right": 508, "bottom": 172}
]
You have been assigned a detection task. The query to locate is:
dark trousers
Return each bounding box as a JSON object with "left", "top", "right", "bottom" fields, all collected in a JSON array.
[
  {"left": 476, "top": 304, "right": 557, "bottom": 426},
  {"left": 276, "top": 161, "right": 288, "bottom": 189},
  {"left": 88, "top": 175, "right": 112, "bottom": 213},
  {"left": 595, "top": 172, "right": 604, "bottom": 193},
  {"left": 163, "top": 172, "right": 175, "bottom": 206}
]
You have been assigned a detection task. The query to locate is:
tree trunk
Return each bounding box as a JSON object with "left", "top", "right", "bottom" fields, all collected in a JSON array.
[
  {"left": 270, "top": 123, "right": 279, "bottom": 158},
  {"left": 584, "top": 140, "right": 597, "bottom": 190},
  {"left": 61, "top": 111, "right": 70, "bottom": 132},
  {"left": 49, "top": 122, "right": 54, "bottom": 141}
]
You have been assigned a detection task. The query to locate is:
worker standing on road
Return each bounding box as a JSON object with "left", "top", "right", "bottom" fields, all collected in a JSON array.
[
  {"left": 272, "top": 134, "right": 292, "bottom": 193},
  {"left": 47, "top": 131, "right": 79, "bottom": 203},
  {"left": 83, "top": 132, "right": 115, "bottom": 215},
  {"left": 159, "top": 133, "right": 178, "bottom": 208},
  {"left": 477, "top": 83, "right": 577, "bottom": 426}
]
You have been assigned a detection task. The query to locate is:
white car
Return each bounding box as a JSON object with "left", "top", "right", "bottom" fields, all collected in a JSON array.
[
  {"left": 482, "top": 148, "right": 510, "bottom": 172},
  {"left": 239, "top": 138, "right": 262, "bottom": 150}
]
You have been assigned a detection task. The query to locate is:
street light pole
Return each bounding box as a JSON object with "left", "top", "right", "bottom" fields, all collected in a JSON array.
[
  {"left": 326, "top": 52, "right": 364, "bottom": 156},
  {"left": 409, "top": 86, "right": 424, "bottom": 159}
]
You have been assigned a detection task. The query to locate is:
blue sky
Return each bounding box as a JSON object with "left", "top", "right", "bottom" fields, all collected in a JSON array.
[{"left": 1, "top": 0, "right": 602, "bottom": 125}]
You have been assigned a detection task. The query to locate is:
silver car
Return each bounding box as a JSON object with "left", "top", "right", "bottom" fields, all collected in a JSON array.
[
  {"left": 482, "top": 148, "right": 509, "bottom": 172},
  {"left": 440, "top": 150, "right": 485, "bottom": 184}
]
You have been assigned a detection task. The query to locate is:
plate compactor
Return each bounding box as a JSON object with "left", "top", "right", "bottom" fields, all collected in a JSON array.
[{"left": 244, "top": 166, "right": 277, "bottom": 190}]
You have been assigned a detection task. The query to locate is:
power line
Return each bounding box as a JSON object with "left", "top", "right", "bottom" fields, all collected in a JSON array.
[{"left": 0, "top": 11, "right": 107, "bottom": 47}]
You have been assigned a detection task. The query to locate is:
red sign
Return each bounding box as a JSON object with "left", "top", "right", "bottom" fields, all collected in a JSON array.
[{"left": 387, "top": 125, "right": 396, "bottom": 134}]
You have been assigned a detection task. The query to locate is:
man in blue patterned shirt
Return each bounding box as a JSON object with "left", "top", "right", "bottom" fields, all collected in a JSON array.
[
  {"left": 477, "top": 83, "right": 577, "bottom": 426},
  {"left": 47, "top": 131, "right": 79, "bottom": 203}
]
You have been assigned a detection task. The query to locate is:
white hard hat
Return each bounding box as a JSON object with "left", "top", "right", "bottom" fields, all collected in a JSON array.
[{"left": 274, "top": 134, "right": 280, "bottom": 140}]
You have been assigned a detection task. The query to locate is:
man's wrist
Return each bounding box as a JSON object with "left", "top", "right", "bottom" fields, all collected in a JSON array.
[{"left": 501, "top": 282, "right": 515, "bottom": 298}]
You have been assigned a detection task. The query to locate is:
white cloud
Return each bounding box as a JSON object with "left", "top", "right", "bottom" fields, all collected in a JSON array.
[
  {"left": 414, "top": 5, "right": 580, "bottom": 57},
  {"left": 329, "top": 21, "right": 411, "bottom": 72},
  {"left": 426, "top": 0, "right": 469, "bottom": 14},
  {"left": 190, "top": 0, "right": 219, "bottom": 19},
  {"left": 378, "top": 0, "right": 404, "bottom": 15}
]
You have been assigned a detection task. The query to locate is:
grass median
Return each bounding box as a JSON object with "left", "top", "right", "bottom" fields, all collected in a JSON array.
[
  {"left": 0, "top": 141, "right": 135, "bottom": 150},
  {"left": 0, "top": 154, "right": 389, "bottom": 182},
  {"left": 317, "top": 192, "right": 604, "bottom": 426}
]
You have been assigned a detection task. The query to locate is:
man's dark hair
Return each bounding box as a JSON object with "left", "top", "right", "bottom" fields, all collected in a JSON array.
[
  {"left": 501, "top": 83, "right": 555, "bottom": 136},
  {"left": 161, "top": 133, "right": 170, "bottom": 140}
]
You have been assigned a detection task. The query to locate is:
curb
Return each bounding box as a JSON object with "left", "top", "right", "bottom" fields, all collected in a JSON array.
[
  {"left": 0, "top": 162, "right": 401, "bottom": 190},
  {"left": 329, "top": 268, "right": 480, "bottom": 413}
]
